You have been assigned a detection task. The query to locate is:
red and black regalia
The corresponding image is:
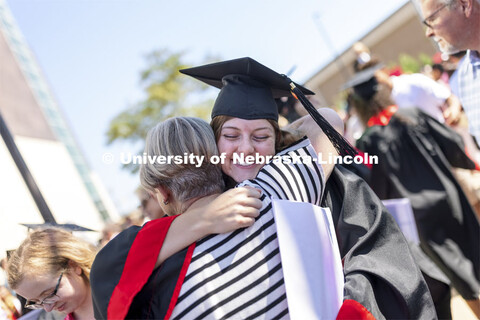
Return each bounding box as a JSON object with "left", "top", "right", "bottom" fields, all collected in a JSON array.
[
  {"left": 356, "top": 106, "right": 480, "bottom": 302},
  {"left": 91, "top": 138, "right": 435, "bottom": 320}
]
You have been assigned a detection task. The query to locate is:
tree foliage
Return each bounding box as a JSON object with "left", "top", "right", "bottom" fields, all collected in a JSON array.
[
  {"left": 397, "top": 53, "right": 433, "bottom": 74},
  {"left": 106, "top": 49, "right": 214, "bottom": 146}
]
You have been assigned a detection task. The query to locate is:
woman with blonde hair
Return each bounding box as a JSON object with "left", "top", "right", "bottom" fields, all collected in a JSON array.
[{"left": 7, "top": 228, "right": 96, "bottom": 320}]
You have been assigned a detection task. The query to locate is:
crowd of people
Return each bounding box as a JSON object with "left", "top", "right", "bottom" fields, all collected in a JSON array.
[{"left": 2, "top": 0, "right": 480, "bottom": 319}]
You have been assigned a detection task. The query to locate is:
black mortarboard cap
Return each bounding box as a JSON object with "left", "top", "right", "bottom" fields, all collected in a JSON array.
[
  {"left": 342, "top": 64, "right": 383, "bottom": 101},
  {"left": 179, "top": 57, "right": 314, "bottom": 121},
  {"left": 21, "top": 223, "right": 95, "bottom": 232},
  {"left": 182, "top": 57, "right": 358, "bottom": 156}
]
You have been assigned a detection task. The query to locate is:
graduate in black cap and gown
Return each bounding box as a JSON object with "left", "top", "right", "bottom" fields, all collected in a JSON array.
[
  {"left": 91, "top": 58, "right": 436, "bottom": 319},
  {"left": 347, "top": 65, "right": 480, "bottom": 317}
]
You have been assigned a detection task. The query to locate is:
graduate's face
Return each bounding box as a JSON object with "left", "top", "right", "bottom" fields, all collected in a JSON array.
[
  {"left": 217, "top": 118, "right": 276, "bottom": 182},
  {"left": 15, "top": 267, "right": 90, "bottom": 316}
]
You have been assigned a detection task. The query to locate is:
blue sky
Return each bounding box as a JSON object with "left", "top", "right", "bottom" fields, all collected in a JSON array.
[{"left": 6, "top": 0, "right": 409, "bottom": 214}]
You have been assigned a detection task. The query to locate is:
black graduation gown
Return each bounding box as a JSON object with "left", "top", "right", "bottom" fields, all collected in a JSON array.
[
  {"left": 356, "top": 107, "right": 480, "bottom": 300},
  {"left": 90, "top": 216, "right": 189, "bottom": 320},
  {"left": 91, "top": 137, "right": 436, "bottom": 319},
  {"left": 322, "top": 165, "right": 436, "bottom": 319},
  {"left": 91, "top": 173, "right": 436, "bottom": 320},
  {"left": 338, "top": 162, "right": 453, "bottom": 319}
]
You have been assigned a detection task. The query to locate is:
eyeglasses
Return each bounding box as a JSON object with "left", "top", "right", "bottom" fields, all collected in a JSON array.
[
  {"left": 422, "top": 3, "right": 448, "bottom": 28},
  {"left": 24, "top": 271, "right": 64, "bottom": 310}
]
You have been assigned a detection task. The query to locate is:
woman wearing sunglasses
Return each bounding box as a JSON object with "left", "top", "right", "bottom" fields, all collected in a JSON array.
[{"left": 6, "top": 228, "right": 96, "bottom": 320}]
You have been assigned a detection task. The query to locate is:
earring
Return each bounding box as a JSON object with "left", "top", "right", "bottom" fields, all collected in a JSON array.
[{"left": 163, "top": 199, "right": 169, "bottom": 205}]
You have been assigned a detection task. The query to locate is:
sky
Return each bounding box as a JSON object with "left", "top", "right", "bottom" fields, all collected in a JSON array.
[{"left": 5, "top": 0, "right": 410, "bottom": 215}]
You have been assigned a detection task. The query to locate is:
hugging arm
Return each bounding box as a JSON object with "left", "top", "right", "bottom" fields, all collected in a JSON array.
[
  {"left": 286, "top": 107, "right": 344, "bottom": 179},
  {"left": 154, "top": 186, "right": 262, "bottom": 268},
  {"left": 91, "top": 187, "right": 261, "bottom": 320}
]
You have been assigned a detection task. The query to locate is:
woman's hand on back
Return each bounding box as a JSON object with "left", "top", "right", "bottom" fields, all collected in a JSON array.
[
  {"left": 155, "top": 187, "right": 262, "bottom": 268},
  {"left": 193, "top": 186, "right": 263, "bottom": 234}
]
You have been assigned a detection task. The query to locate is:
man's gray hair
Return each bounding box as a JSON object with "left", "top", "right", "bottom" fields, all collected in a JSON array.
[
  {"left": 435, "top": 0, "right": 476, "bottom": 6},
  {"left": 441, "top": 0, "right": 456, "bottom": 5},
  {"left": 140, "top": 117, "right": 224, "bottom": 210},
  {"left": 418, "top": 0, "right": 457, "bottom": 6}
]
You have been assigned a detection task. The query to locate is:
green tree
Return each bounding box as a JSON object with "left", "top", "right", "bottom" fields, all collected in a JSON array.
[
  {"left": 106, "top": 49, "right": 215, "bottom": 172},
  {"left": 107, "top": 49, "right": 215, "bottom": 145},
  {"left": 397, "top": 53, "right": 433, "bottom": 73}
]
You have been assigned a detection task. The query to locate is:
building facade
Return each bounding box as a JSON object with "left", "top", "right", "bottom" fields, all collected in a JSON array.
[
  {"left": 305, "top": 1, "right": 437, "bottom": 107},
  {"left": 0, "top": 0, "right": 118, "bottom": 250}
]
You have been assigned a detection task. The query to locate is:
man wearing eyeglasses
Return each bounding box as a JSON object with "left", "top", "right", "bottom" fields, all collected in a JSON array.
[
  {"left": 420, "top": 1, "right": 480, "bottom": 317},
  {"left": 420, "top": 0, "right": 480, "bottom": 156}
]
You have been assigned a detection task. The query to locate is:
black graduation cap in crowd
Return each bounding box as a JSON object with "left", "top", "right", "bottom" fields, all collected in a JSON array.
[
  {"left": 21, "top": 223, "right": 95, "bottom": 232},
  {"left": 180, "top": 57, "right": 314, "bottom": 121},
  {"left": 343, "top": 64, "right": 384, "bottom": 101},
  {"left": 180, "top": 57, "right": 357, "bottom": 156}
]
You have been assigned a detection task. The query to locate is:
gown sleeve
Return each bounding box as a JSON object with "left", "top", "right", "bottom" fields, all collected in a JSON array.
[
  {"left": 419, "top": 109, "right": 476, "bottom": 169},
  {"left": 90, "top": 216, "right": 180, "bottom": 319},
  {"left": 323, "top": 166, "right": 437, "bottom": 319}
]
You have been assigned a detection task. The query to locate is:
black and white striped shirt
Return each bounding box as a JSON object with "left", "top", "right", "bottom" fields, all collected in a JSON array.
[{"left": 171, "top": 138, "right": 325, "bottom": 320}]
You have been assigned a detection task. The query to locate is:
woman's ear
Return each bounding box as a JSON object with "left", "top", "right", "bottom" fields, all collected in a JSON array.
[
  {"left": 68, "top": 260, "right": 82, "bottom": 275},
  {"left": 154, "top": 186, "right": 171, "bottom": 205}
]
